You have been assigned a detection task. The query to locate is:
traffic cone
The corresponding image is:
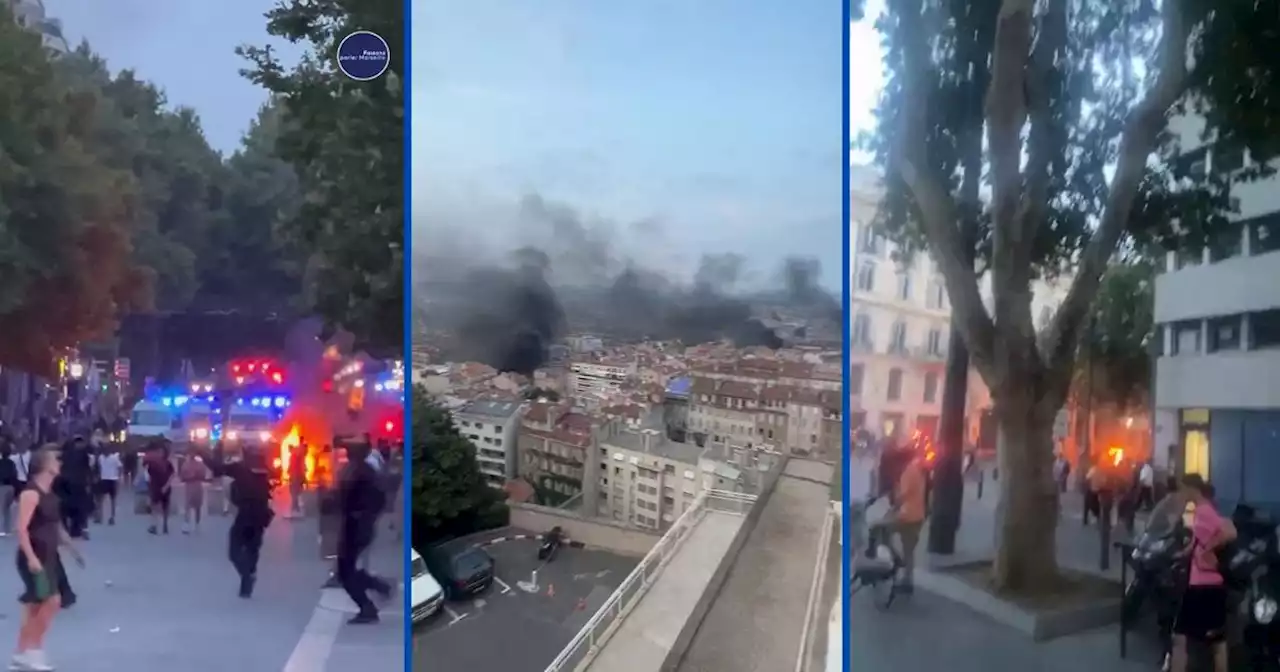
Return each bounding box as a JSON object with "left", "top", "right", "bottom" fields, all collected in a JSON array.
[{"left": 547, "top": 584, "right": 555, "bottom": 598}]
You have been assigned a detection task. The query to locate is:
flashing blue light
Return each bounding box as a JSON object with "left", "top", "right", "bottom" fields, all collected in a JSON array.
[
  {"left": 161, "top": 397, "right": 173, "bottom": 407},
  {"left": 175, "top": 395, "right": 189, "bottom": 406},
  {"left": 250, "top": 398, "right": 261, "bottom": 407},
  {"left": 236, "top": 399, "right": 245, "bottom": 406},
  {"left": 274, "top": 396, "right": 287, "bottom": 408}
]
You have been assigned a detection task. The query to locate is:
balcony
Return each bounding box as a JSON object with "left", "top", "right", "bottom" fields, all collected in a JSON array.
[{"left": 544, "top": 458, "right": 839, "bottom": 672}]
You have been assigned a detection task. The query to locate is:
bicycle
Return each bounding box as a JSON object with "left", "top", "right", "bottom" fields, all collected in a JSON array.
[{"left": 850, "top": 498, "right": 905, "bottom": 609}]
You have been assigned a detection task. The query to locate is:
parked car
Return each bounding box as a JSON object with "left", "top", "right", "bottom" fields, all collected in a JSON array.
[
  {"left": 425, "top": 540, "right": 495, "bottom": 599},
  {"left": 410, "top": 549, "right": 443, "bottom": 623}
]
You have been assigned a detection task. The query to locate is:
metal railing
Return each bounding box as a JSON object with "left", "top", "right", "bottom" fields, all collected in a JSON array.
[{"left": 543, "top": 489, "right": 757, "bottom": 672}]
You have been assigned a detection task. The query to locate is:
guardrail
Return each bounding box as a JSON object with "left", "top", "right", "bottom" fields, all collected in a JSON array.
[{"left": 543, "top": 489, "right": 757, "bottom": 672}]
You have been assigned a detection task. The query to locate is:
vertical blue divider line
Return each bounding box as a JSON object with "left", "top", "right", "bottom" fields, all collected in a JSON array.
[
  {"left": 840, "top": 1, "right": 852, "bottom": 670},
  {"left": 401, "top": 0, "right": 415, "bottom": 667}
]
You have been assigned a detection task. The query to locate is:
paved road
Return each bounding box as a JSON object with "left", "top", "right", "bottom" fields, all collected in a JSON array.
[{"left": 0, "top": 491, "right": 403, "bottom": 672}]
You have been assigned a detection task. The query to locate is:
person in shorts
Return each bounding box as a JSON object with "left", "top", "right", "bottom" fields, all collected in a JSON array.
[
  {"left": 94, "top": 442, "right": 122, "bottom": 525},
  {"left": 145, "top": 444, "right": 175, "bottom": 535},
  {"left": 1171, "top": 473, "right": 1236, "bottom": 672},
  {"left": 179, "top": 453, "right": 208, "bottom": 534}
]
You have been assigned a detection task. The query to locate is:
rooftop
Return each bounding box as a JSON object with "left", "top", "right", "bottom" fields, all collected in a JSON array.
[
  {"left": 457, "top": 399, "right": 522, "bottom": 419},
  {"left": 604, "top": 429, "right": 703, "bottom": 465}
]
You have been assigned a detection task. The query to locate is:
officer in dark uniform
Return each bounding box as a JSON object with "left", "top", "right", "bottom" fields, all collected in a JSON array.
[
  {"left": 200, "top": 444, "right": 276, "bottom": 597},
  {"left": 336, "top": 441, "right": 392, "bottom": 623}
]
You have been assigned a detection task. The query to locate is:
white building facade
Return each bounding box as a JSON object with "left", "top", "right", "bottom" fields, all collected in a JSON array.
[
  {"left": 568, "top": 360, "right": 632, "bottom": 398},
  {"left": 1151, "top": 115, "right": 1280, "bottom": 511},
  {"left": 453, "top": 400, "right": 522, "bottom": 487},
  {"left": 9, "top": 0, "right": 69, "bottom": 54}
]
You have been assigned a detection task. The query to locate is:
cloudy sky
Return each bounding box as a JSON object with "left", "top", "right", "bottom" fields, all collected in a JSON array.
[
  {"left": 45, "top": 0, "right": 301, "bottom": 155},
  {"left": 414, "top": 0, "right": 846, "bottom": 290}
]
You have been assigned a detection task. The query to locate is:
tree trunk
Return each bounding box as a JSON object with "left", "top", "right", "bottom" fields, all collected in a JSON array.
[
  {"left": 927, "top": 330, "right": 969, "bottom": 554},
  {"left": 992, "top": 387, "right": 1060, "bottom": 592}
]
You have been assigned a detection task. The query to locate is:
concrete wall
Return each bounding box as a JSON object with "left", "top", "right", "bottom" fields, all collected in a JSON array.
[
  {"left": 508, "top": 502, "right": 662, "bottom": 557},
  {"left": 1154, "top": 251, "right": 1280, "bottom": 324},
  {"left": 1156, "top": 351, "right": 1280, "bottom": 410}
]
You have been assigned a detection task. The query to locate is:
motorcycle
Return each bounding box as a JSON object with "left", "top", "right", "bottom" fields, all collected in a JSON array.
[
  {"left": 538, "top": 526, "right": 563, "bottom": 562},
  {"left": 1230, "top": 506, "right": 1280, "bottom": 671},
  {"left": 1123, "top": 504, "right": 1190, "bottom": 670}
]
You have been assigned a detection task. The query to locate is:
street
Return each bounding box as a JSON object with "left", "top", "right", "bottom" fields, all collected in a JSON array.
[
  {"left": 0, "top": 488, "right": 403, "bottom": 672},
  {"left": 849, "top": 463, "right": 1158, "bottom": 670}
]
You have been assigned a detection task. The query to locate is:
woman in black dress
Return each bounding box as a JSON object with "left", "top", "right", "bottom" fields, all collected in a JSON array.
[{"left": 12, "top": 446, "right": 85, "bottom": 672}]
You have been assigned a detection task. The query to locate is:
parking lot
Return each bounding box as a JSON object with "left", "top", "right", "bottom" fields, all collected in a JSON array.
[{"left": 413, "top": 531, "right": 638, "bottom": 672}]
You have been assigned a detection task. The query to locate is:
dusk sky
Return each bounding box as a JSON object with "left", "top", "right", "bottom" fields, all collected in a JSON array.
[
  {"left": 415, "top": 0, "right": 845, "bottom": 290},
  {"left": 46, "top": 0, "right": 302, "bottom": 155}
]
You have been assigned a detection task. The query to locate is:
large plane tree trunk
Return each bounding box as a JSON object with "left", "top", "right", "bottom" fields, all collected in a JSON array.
[{"left": 992, "top": 384, "right": 1061, "bottom": 591}]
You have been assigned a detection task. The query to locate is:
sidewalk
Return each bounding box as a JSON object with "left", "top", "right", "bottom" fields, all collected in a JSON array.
[{"left": 0, "top": 496, "right": 403, "bottom": 671}]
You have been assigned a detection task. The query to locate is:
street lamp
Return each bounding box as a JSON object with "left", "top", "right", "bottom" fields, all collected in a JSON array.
[{"left": 68, "top": 362, "right": 84, "bottom": 379}]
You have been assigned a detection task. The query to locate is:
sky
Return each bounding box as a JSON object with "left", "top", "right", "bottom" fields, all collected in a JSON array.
[
  {"left": 414, "top": 0, "right": 846, "bottom": 290},
  {"left": 45, "top": 0, "right": 302, "bottom": 155}
]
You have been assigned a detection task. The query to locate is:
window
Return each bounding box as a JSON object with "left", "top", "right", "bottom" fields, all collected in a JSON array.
[
  {"left": 1250, "top": 213, "right": 1280, "bottom": 256},
  {"left": 1252, "top": 309, "right": 1280, "bottom": 349},
  {"left": 1209, "top": 225, "right": 1243, "bottom": 262},
  {"left": 1175, "top": 247, "right": 1203, "bottom": 270},
  {"left": 897, "top": 271, "right": 912, "bottom": 301},
  {"left": 890, "top": 321, "right": 907, "bottom": 352},
  {"left": 850, "top": 364, "right": 865, "bottom": 395},
  {"left": 887, "top": 368, "right": 903, "bottom": 401},
  {"left": 856, "top": 261, "right": 876, "bottom": 291},
  {"left": 927, "top": 281, "right": 945, "bottom": 309},
  {"left": 1207, "top": 316, "right": 1242, "bottom": 352},
  {"left": 858, "top": 223, "right": 882, "bottom": 256},
  {"left": 1171, "top": 321, "right": 1202, "bottom": 355},
  {"left": 927, "top": 328, "right": 943, "bottom": 355},
  {"left": 852, "top": 312, "right": 872, "bottom": 346},
  {"left": 923, "top": 372, "right": 939, "bottom": 403}
]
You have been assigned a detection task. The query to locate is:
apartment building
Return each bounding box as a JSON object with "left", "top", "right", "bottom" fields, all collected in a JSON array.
[
  {"left": 595, "top": 427, "right": 706, "bottom": 530},
  {"left": 453, "top": 399, "right": 521, "bottom": 487},
  {"left": 9, "top": 0, "right": 68, "bottom": 54},
  {"left": 849, "top": 164, "right": 1069, "bottom": 442},
  {"left": 568, "top": 359, "right": 633, "bottom": 399},
  {"left": 1151, "top": 114, "right": 1280, "bottom": 511},
  {"left": 518, "top": 403, "right": 601, "bottom": 509},
  {"left": 686, "top": 374, "right": 841, "bottom": 459}
]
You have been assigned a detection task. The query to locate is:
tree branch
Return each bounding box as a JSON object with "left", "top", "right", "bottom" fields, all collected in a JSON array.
[
  {"left": 1021, "top": 0, "right": 1068, "bottom": 238},
  {"left": 894, "top": 0, "right": 998, "bottom": 384},
  {"left": 1042, "top": 0, "right": 1191, "bottom": 390}
]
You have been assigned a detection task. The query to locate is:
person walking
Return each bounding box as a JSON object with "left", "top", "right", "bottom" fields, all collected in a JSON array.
[
  {"left": 882, "top": 445, "right": 927, "bottom": 593},
  {"left": 120, "top": 447, "right": 138, "bottom": 490},
  {"left": 287, "top": 443, "right": 307, "bottom": 518},
  {"left": 12, "top": 446, "right": 86, "bottom": 672},
  {"left": 200, "top": 445, "right": 275, "bottom": 597},
  {"left": 1171, "top": 474, "right": 1235, "bottom": 672},
  {"left": 1137, "top": 460, "right": 1155, "bottom": 511},
  {"left": 179, "top": 452, "right": 209, "bottom": 535},
  {"left": 57, "top": 438, "right": 93, "bottom": 540},
  {"left": 145, "top": 443, "right": 174, "bottom": 535},
  {"left": 94, "top": 443, "right": 122, "bottom": 526},
  {"left": 1, "top": 442, "right": 18, "bottom": 536},
  {"left": 336, "top": 442, "right": 392, "bottom": 623}
]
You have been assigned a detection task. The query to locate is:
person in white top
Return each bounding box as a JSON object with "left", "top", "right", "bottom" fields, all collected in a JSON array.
[
  {"left": 1138, "top": 461, "right": 1155, "bottom": 512},
  {"left": 95, "top": 444, "right": 123, "bottom": 525}
]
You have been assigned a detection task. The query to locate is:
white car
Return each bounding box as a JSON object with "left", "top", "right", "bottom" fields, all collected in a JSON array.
[{"left": 411, "top": 549, "right": 443, "bottom": 623}]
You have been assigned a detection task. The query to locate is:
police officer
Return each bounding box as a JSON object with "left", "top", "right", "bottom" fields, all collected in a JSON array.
[{"left": 201, "top": 444, "right": 275, "bottom": 597}]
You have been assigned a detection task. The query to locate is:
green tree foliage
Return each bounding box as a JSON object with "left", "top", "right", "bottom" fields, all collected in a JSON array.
[
  {"left": 1078, "top": 259, "right": 1156, "bottom": 412},
  {"left": 411, "top": 387, "right": 509, "bottom": 547},
  {"left": 238, "top": 0, "right": 405, "bottom": 353},
  {"left": 0, "top": 11, "right": 151, "bottom": 375},
  {"left": 868, "top": 0, "right": 1279, "bottom": 590}
]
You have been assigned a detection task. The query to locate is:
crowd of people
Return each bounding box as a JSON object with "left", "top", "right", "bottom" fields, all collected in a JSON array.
[{"left": 0, "top": 432, "right": 402, "bottom": 671}]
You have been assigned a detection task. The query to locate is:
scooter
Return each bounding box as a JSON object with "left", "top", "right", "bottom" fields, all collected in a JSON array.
[
  {"left": 1122, "top": 515, "right": 1189, "bottom": 671},
  {"left": 538, "top": 526, "right": 563, "bottom": 562}
]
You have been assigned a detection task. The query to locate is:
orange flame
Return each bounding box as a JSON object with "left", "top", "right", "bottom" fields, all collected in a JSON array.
[
  {"left": 1107, "top": 446, "right": 1125, "bottom": 467},
  {"left": 275, "top": 424, "right": 315, "bottom": 483}
]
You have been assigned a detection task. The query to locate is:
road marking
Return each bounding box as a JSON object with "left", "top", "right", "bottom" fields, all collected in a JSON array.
[
  {"left": 282, "top": 605, "right": 344, "bottom": 672},
  {"left": 444, "top": 605, "right": 467, "bottom": 625},
  {"left": 494, "top": 577, "right": 512, "bottom": 594}
]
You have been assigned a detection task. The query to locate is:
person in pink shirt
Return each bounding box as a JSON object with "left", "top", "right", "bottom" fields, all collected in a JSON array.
[{"left": 1171, "top": 474, "right": 1236, "bottom": 672}]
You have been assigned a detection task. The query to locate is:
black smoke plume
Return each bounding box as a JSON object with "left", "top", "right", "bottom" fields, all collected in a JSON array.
[{"left": 418, "top": 195, "right": 837, "bottom": 374}]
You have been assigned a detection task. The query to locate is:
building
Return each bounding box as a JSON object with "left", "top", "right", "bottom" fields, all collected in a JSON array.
[
  {"left": 1151, "top": 114, "right": 1280, "bottom": 511},
  {"left": 518, "top": 403, "right": 601, "bottom": 509},
  {"left": 849, "top": 164, "right": 1069, "bottom": 442},
  {"left": 568, "top": 359, "right": 633, "bottom": 398},
  {"left": 9, "top": 0, "right": 69, "bottom": 54},
  {"left": 453, "top": 399, "right": 522, "bottom": 487},
  {"left": 596, "top": 427, "right": 705, "bottom": 529},
  {"left": 686, "top": 374, "right": 841, "bottom": 459}
]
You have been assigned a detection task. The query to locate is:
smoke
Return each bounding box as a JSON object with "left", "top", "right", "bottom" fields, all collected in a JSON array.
[{"left": 418, "top": 194, "right": 837, "bottom": 374}]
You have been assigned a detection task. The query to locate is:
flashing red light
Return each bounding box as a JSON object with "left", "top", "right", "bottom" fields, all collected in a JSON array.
[
  {"left": 248, "top": 362, "right": 256, "bottom": 372},
  {"left": 262, "top": 362, "right": 271, "bottom": 371},
  {"left": 232, "top": 364, "right": 240, "bottom": 373},
  {"left": 235, "top": 376, "right": 245, "bottom": 385},
  {"left": 322, "top": 380, "right": 333, "bottom": 393},
  {"left": 271, "top": 372, "right": 283, "bottom": 384},
  {"left": 384, "top": 421, "right": 395, "bottom": 433}
]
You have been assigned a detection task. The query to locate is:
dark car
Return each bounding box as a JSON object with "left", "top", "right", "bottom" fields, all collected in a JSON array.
[{"left": 426, "top": 541, "right": 494, "bottom": 599}]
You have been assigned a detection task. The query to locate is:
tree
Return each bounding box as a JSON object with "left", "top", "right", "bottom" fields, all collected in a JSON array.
[
  {"left": 238, "top": 0, "right": 404, "bottom": 353},
  {"left": 411, "top": 386, "right": 508, "bottom": 547},
  {"left": 0, "top": 11, "right": 151, "bottom": 376},
  {"left": 871, "top": 0, "right": 1279, "bottom": 591},
  {"left": 1078, "top": 258, "right": 1156, "bottom": 413}
]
